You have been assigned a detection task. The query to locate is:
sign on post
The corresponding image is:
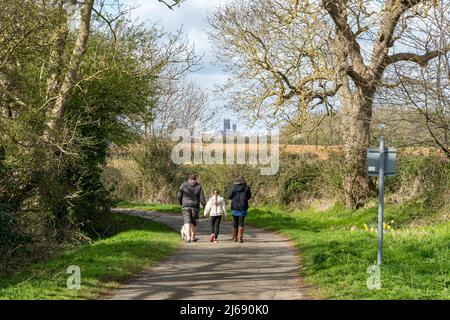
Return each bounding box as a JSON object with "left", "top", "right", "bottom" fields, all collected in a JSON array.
[
  {"left": 367, "top": 136, "right": 397, "bottom": 267},
  {"left": 367, "top": 148, "right": 397, "bottom": 176}
]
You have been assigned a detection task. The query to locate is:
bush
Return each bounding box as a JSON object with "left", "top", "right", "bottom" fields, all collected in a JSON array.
[
  {"left": 105, "top": 144, "right": 450, "bottom": 217},
  {"left": 0, "top": 206, "right": 19, "bottom": 252},
  {"left": 277, "top": 161, "right": 321, "bottom": 205},
  {"left": 385, "top": 154, "right": 450, "bottom": 212},
  {"left": 106, "top": 138, "right": 183, "bottom": 203},
  {"left": 317, "top": 151, "right": 346, "bottom": 201},
  {"left": 105, "top": 148, "right": 340, "bottom": 207}
]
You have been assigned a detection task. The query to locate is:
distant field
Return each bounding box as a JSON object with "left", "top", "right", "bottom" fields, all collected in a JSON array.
[{"left": 110, "top": 144, "right": 445, "bottom": 161}]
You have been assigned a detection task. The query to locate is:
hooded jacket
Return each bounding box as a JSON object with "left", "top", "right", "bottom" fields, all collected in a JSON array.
[
  {"left": 204, "top": 195, "right": 227, "bottom": 218},
  {"left": 228, "top": 183, "right": 252, "bottom": 211},
  {"left": 177, "top": 179, "right": 206, "bottom": 209}
]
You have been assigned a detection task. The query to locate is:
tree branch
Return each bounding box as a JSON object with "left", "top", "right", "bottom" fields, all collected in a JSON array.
[
  {"left": 322, "top": 0, "right": 368, "bottom": 78},
  {"left": 158, "top": 0, "right": 184, "bottom": 10},
  {"left": 386, "top": 45, "right": 450, "bottom": 67},
  {"left": 369, "top": 0, "right": 426, "bottom": 75}
]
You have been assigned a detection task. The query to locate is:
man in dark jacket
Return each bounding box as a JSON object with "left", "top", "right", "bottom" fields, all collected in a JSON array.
[
  {"left": 228, "top": 175, "right": 252, "bottom": 243},
  {"left": 177, "top": 174, "right": 206, "bottom": 243}
]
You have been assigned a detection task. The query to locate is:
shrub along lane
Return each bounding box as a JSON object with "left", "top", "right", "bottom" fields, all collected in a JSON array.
[{"left": 0, "top": 213, "right": 181, "bottom": 300}]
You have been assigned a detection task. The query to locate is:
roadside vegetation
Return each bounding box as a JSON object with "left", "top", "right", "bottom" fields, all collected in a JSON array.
[
  {"left": 0, "top": 2, "right": 202, "bottom": 279},
  {"left": 0, "top": 213, "right": 180, "bottom": 300},
  {"left": 246, "top": 204, "right": 449, "bottom": 299},
  {"left": 106, "top": 146, "right": 449, "bottom": 299}
]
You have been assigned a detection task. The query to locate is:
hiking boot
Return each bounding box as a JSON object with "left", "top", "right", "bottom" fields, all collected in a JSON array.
[
  {"left": 238, "top": 226, "right": 244, "bottom": 243},
  {"left": 233, "top": 227, "right": 238, "bottom": 242}
]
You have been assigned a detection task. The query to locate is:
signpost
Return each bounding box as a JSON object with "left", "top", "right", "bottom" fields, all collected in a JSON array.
[{"left": 367, "top": 126, "right": 397, "bottom": 266}]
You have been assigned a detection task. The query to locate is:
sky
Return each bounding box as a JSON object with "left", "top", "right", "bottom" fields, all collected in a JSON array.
[{"left": 123, "top": 0, "right": 247, "bottom": 132}]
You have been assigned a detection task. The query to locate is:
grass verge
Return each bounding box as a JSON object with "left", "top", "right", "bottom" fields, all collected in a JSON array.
[
  {"left": 246, "top": 203, "right": 450, "bottom": 299},
  {"left": 0, "top": 213, "right": 180, "bottom": 300}
]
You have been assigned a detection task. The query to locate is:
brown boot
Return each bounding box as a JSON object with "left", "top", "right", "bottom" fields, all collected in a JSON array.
[
  {"left": 238, "top": 226, "right": 244, "bottom": 243},
  {"left": 233, "top": 228, "right": 238, "bottom": 242}
]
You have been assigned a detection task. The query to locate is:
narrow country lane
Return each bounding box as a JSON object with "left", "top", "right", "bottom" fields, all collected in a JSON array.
[{"left": 105, "top": 210, "right": 312, "bottom": 300}]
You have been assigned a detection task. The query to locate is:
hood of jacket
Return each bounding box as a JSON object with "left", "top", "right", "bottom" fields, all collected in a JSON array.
[
  {"left": 209, "top": 195, "right": 224, "bottom": 202},
  {"left": 178, "top": 179, "right": 206, "bottom": 208},
  {"left": 233, "top": 183, "right": 247, "bottom": 192},
  {"left": 228, "top": 183, "right": 251, "bottom": 211}
]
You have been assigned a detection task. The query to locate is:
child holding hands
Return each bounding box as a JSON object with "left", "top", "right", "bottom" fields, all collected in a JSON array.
[{"left": 204, "top": 189, "right": 227, "bottom": 243}]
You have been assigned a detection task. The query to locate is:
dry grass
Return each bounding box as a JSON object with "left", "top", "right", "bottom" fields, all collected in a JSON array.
[{"left": 109, "top": 144, "right": 445, "bottom": 164}]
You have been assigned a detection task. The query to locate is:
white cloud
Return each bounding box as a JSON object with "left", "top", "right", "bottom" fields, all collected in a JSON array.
[
  {"left": 189, "top": 72, "right": 228, "bottom": 90},
  {"left": 121, "top": 0, "right": 245, "bottom": 128},
  {"left": 124, "top": 0, "right": 225, "bottom": 74}
]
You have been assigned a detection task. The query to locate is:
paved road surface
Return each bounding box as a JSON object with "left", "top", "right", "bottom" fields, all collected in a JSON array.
[{"left": 106, "top": 210, "right": 312, "bottom": 300}]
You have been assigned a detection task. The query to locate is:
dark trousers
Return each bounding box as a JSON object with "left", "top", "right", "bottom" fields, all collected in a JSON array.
[
  {"left": 233, "top": 215, "right": 245, "bottom": 228},
  {"left": 210, "top": 216, "right": 222, "bottom": 239}
]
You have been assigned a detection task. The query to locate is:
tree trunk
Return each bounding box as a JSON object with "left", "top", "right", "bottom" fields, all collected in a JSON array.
[
  {"left": 339, "top": 77, "right": 375, "bottom": 209},
  {"left": 48, "top": 0, "right": 94, "bottom": 131},
  {"left": 45, "top": 0, "right": 77, "bottom": 103}
]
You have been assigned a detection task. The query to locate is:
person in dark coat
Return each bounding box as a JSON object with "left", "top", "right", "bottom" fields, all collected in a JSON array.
[
  {"left": 228, "top": 174, "right": 252, "bottom": 243},
  {"left": 177, "top": 174, "right": 206, "bottom": 243}
]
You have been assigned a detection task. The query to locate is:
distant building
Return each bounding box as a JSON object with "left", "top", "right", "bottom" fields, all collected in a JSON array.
[
  {"left": 224, "top": 119, "right": 231, "bottom": 131},
  {"left": 202, "top": 119, "right": 238, "bottom": 139}
]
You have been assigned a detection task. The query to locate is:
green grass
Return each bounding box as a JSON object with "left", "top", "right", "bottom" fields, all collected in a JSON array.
[
  {"left": 115, "top": 201, "right": 449, "bottom": 299},
  {"left": 246, "top": 203, "right": 450, "bottom": 299},
  {"left": 0, "top": 213, "right": 181, "bottom": 300}
]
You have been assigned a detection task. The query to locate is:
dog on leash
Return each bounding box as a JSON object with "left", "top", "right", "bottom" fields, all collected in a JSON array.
[{"left": 181, "top": 224, "right": 190, "bottom": 242}]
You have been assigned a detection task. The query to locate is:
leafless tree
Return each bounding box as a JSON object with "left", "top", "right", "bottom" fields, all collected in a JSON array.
[
  {"left": 374, "top": 0, "right": 450, "bottom": 157},
  {"left": 158, "top": 0, "right": 185, "bottom": 10},
  {"left": 149, "top": 79, "right": 216, "bottom": 137},
  {"left": 209, "top": 0, "right": 450, "bottom": 208}
]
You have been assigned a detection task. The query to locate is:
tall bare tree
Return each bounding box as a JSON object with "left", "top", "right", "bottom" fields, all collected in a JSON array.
[
  {"left": 45, "top": 0, "right": 78, "bottom": 103},
  {"left": 376, "top": 0, "right": 450, "bottom": 157},
  {"left": 48, "top": 0, "right": 95, "bottom": 130},
  {"left": 150, "top": 79, "right": 214, "bottom": 137},
  {"left": 209, "top": 0, "right": 450, "bottom": 208}
]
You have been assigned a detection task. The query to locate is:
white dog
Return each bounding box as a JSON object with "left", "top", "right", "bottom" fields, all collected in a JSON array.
[{"left": 181, "top": 224, "right": 190, "bottom": 242}]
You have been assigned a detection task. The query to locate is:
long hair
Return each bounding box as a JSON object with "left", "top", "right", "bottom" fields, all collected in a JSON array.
[
  {"left": 213, "top": 189, "right": 219, "bottom": 207},
  {"left": 235, "top": 174, "right": 245, "bottom": 184}
]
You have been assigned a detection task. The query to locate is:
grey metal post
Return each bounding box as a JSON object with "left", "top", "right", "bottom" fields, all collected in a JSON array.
[{"left": 377, "top": 135, "right": 385, "bottom": 266}]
